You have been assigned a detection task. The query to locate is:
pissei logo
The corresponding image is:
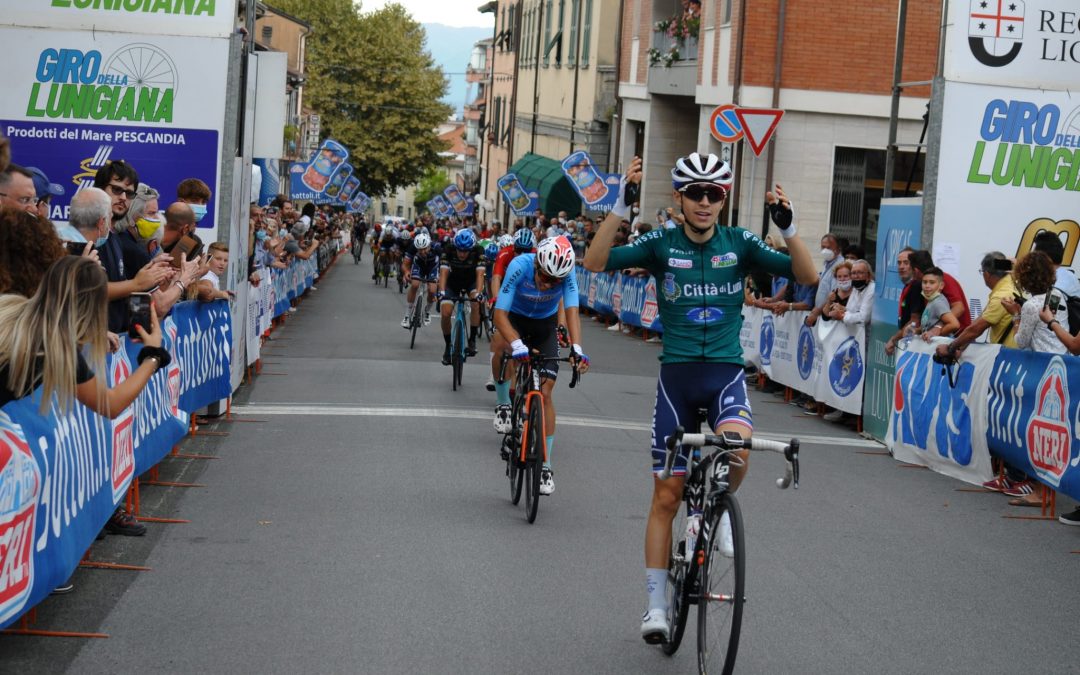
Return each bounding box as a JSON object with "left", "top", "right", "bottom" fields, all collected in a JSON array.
[{"left": 26, "top": 44, "right": 178, "bottom": 123}]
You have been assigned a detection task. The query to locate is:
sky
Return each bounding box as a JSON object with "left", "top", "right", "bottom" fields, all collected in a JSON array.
[{"left": 357, "top": 0, "right": 495, "bottom": 28}]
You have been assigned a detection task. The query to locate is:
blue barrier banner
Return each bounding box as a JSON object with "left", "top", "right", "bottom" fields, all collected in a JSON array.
[
  {"left": 986, "top": 350, "right": 1080, "bottom": 500},
  {"left": 0, "top": 300, "right": 232, "bottom": 629},
  {"left": 577, "top": 268, "right": 662, "bottom": 332}
]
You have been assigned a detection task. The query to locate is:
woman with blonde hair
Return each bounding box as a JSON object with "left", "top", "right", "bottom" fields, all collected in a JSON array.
[{"left": 0, "top": 255, "right": 171, "bottom": 418}]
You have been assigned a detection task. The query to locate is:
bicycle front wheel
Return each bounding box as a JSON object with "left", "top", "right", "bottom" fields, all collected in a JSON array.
[
  {"left": 451, "top": 324, "right": 463, "bottom": 391},
  {"left": 522, "top": 397, "right": 543, "bottom": 523},
  {"left": 409, "top": 300, "right": 422, "bottom": 349},
  {"left": 697, "top": 493, "right": 745, "bottom": 675},
  {"left": 507, "top": 390, "right": 526, "bottom": 505}
]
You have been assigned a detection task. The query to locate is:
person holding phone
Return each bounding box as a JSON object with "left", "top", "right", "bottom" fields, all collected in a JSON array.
[
  {"left": 0, "top": 256, "right": 173, "bottom": 538},
  {"left": 1001, "top": 252, "right": 1066, "bottom": 354}
]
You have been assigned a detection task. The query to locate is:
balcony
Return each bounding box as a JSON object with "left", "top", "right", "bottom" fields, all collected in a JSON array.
[{"left": 647, "top": 31, "right": 698, "bottom": 97}]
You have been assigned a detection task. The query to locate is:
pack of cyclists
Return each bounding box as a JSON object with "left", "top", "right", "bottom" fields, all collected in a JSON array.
[{"left": 355, "top": 151, "right": 813, "bottom": 649}]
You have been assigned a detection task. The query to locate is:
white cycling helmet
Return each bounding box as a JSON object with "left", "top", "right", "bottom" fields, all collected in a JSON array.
[
  {"left": 414, "top": 232, "right": 431, "bottom": 250},
  {"left": 671, "top": 152, "right": 734, "bottom": 190},
  {"left": 535, "top": 236, "right": 575, "bottom": 279},
  {"left": 498, "top": 234, "right": 514, "bottom": 249}
]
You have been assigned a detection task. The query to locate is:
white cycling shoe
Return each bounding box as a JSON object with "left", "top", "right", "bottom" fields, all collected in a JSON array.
[
  {"left": 539, "top": 469, "right": 554, "bottom": 495},
  {"left": 640, "top": 608, "right": 670, "bottom": 644},
  {"left": 493, "top": 405, "right": 512, "bottom": 433},
  {"left": 719, "top": 511, "right": 735, "bottom": 558},
  {"left": 401, "top": 315, "right": 411, "bottom": 329}
]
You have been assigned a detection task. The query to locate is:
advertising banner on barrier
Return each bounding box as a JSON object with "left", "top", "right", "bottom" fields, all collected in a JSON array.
[
  {"left": 865, "top": 199, "right": 923, "bottom": 441},
  {"left": 931, "top": 81, "right": 1080, "bottom": 315},
  {"left": 887, "top": 339, "right": 997, "bottom": 485},
  {"left": 740, "top": 307, "right": 865, "bottom": 415},
  {"left": 576, "top": 269, "right": 663, "bottom": 332},
  {"left": 0, "top": 299, "right": 232, "bottom": 630},
  {"left": 986, "top": 350, "right": 1080, "bottom": 500},
  {"left": 247, "top": 284, "right": 262, "bottom": 366},
  {"left": 0, "top": 28, "right": 229, "bottom": 235}
]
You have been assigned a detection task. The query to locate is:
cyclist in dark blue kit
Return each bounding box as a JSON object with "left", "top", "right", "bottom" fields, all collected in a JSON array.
[
  {"left": 401, "top": 232, "right": 440, "bottom": 328},
  {"left": 438, "top": 229, "right": 485, "bottom": 365}
]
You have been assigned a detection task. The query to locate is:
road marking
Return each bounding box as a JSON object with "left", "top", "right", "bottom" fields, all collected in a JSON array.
[{"left": 233, "top": 403, "right": 882, "bottom": 448}]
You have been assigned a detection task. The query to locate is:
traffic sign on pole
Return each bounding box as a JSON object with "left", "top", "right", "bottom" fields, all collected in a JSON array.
[
  {"left": 734, "top": 108, "right": 784, "bottom": 157},
  {"left": 709, "top": 104, "right": 744, "bottom": 143}
]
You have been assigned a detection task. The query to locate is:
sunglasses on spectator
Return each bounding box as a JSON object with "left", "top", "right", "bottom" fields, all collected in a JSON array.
[
  {"left": 106, "top": 183, "right": 137, "bottom": 199},
  {"left": 679, "top": 183, "right": 728, "bottom": 203}
]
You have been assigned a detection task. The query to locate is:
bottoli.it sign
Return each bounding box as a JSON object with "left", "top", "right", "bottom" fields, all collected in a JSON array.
[
  {"left": 1, "top": 0, "right": 239, "bottom": 39},
  {"left": 944, "top": 0, "right": 1080, "bottom": 91}
]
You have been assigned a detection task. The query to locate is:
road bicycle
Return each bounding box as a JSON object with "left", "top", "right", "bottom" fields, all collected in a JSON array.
[
  {"left": 478, "top": 296, "right": 495, "bottom": 342},
  {"left": 658, "top": 419, "right": 800, "bottom": 675},
  {"left": 445, "top": 294, "right": 473, "bottom": 391},
  {"left": 373, "top": 251, "right": 393, "bottom": 287},
  {"left": 497, "top": 351, "right": 579, "bottom": 523},
  {"left": 408, "top": 285, "right": 432, "bottom": 350},
  {"left": 352, "top": 238, "right": 362, "bottom": 264}
]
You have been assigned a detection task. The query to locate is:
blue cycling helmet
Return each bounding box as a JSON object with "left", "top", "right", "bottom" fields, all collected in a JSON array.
[
  {"left": 484, "top": 242, "right": 500, "bottom": 261},
  {"left": 454, "top": 229, "right": 476, "bottom": 250},
  {"left": 513, "top": 228, "right": 535, "bottom": 251}
]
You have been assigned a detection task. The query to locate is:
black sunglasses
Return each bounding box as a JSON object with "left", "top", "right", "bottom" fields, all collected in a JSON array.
[
  {"left": 106, "top": 183, "right": 137, "bottom": 199},
  {"left": 680, "top": 183, "right": 727, "bottom": 203}
]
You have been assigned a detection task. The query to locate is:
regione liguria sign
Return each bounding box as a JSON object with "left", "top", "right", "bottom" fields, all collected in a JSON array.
[{"left": 945, "top": 0, "right": 1080, "bottom": 91}]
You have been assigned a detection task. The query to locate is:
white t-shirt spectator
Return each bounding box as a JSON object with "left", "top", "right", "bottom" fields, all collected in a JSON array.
[
  {"left": 201, "top": 270, "right": 220, "bottom": 290},
  {"left": 1016, "top": 293, "right": 1067, "bottom": 353}
]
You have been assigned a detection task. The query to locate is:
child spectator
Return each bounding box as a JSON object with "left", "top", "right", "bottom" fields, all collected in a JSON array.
[
  {"left": 918, "top": 267, "right": 960, "bottom": 341},
  {"left": 197, "top": 242, "right": 232, "bottom": 302}
]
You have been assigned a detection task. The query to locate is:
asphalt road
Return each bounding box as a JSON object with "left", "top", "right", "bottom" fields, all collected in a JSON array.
[{"left": 3, "top": 253, "right": 1078, "bottom": 674}]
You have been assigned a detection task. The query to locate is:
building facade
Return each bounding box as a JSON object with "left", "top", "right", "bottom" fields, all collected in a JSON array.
[
  {"left": 254, "top": 4, "right": 312, "bottom": 162},
  {"left": 617, "top": 0, "right": 941, "bottom": 261}
]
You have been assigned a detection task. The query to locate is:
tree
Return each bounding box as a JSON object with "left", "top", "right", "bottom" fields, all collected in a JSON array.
[
  {"left": 273, "top": 0, "right": 452, "bottom": 196},
  {"left": 413, "top": 167, "right": 450, "bottom": 211}
]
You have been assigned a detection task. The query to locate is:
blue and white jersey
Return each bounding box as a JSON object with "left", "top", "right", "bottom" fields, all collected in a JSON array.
[{"left": 495, "top": 253, "right": 578, "bottom": 320}]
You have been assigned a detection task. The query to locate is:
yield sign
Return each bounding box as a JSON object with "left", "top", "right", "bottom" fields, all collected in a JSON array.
[{"left": 734, "top": 108, "right": 784, "bottom": 157}]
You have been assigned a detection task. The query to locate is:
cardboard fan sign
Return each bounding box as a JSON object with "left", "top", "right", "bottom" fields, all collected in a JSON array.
[
  {"left": 443, "top": 184, "right": 475, "bottom": 217},
  {"left": 560, "top": 151, "right": 621, "bottom": 213},
  {"left": 497, "top": 173, "right": 539, "bottom": 215},
  {"left": 297, "top": 139, "right": 364, "bottom": 202}
]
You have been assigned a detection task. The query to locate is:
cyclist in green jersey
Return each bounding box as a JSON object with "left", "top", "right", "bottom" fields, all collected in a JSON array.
[{"left": 583, "top": 154, "right": 817, "bottom": 643}]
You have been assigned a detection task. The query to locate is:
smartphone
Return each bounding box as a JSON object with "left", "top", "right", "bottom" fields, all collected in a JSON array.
[
  {"left": 170, "top": 235, "right": 203, "bottom": 268},
  {"left": 1045, "top": 290, "right": 1063, "bottom": 313},
  {"left": 65, "top": 241, "right": 88, "bottom": 256},
  {"left": 128, "top": 292, "right": 152, "bottom": 340}
]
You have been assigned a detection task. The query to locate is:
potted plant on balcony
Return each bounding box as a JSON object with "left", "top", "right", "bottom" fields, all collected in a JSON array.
[{"left": 650, "top": 7, "right": 700, "bottom": 68}]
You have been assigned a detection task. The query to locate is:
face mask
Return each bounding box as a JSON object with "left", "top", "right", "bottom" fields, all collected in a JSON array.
[
  {"left": 190, "top": 203, "right": 207, "bottom": 223},
  {"left": 95, "top": 233, "right": 109, "bottom": 248},
  {"left": 255, "top": 229, "right": 267, "bottom": 242},
  {"left": 852, "top": 279, "right": 868, "bottom": 291},
  {"left": 837, "top": 280, "right": 852, "bottom": 291},
  {"left": 632, "top": 207, "right": 640, "bottom": 215},
  {"left": 821, "top": 248, "right": 836, "bottom": 262},
  {"left": 279, "top": 229, "right": 288, "bottom": 238},
  {"left": 135, "top": 217, "right": 162, "bottom": 239}
]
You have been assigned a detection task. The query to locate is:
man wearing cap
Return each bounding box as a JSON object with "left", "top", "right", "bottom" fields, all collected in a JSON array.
[{"left": 26, "top": 166, "right": 64, "bottom": 220}]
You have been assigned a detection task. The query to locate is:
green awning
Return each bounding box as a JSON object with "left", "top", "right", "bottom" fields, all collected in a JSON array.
[{"left": 507, "top": 152, "right": 580, "bottom": 218}]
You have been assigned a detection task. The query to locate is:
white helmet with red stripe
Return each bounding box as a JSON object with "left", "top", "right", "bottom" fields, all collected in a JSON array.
[{"left": 535, "top": 236, "right": 575, "bottom": 279}]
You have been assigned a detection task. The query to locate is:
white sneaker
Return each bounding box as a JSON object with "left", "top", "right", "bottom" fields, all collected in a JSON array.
[
  {"left": 494, "top": 404, "right": 512, "bottom": 433},
  {"left": 606, "top": 322, "right": 621, "bottom": 331},
  {"left": 539, "top": 469, "right": 554, "bottom": 495},
  {"left": 719, "top": 511, "right": 735, "bottom": 558},
  {"left": 640, "top": 608, "right": 670, "bottom": 644},
  {"left": 401, "top": 315, "right": 411, "bottom": 329},
  {"left": 424, "top": 313, "right": 431, "bottom": 326},
  {"left": 485, "top": 373, "right": 496, "bottom": 392},
  {"left": 823, "top": 409, "right": 844, "bottom": 422}
]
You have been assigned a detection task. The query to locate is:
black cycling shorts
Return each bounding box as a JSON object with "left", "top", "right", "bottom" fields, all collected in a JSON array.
[{"left": 509, "top": 312, "right": 559, "bottom": 380}]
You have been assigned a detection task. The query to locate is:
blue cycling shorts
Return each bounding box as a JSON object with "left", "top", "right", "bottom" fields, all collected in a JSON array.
[{"left": 650, "top": 362, "right": 752, "bottom": 476}]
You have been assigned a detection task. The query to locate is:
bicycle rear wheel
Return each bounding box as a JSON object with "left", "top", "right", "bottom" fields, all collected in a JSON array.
[
  {"left": 506, "top": 389, "right": 526, "bottom": 504},
  {"left": 697, "top": 493, "right": 745, "bottom": 675},
  {"left": 522, "top": 397, "right": 543, "bottom": 523},
  {"left": 661, "top": 500, "right": 695, "bottom": 655},
  {"left": 409, "top": 299, "right": 422, "bottom": 349}
]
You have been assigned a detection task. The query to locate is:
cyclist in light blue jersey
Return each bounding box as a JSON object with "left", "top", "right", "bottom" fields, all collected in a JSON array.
[{"left": 491, "top": 236, "right": 589, "bottom": 496}]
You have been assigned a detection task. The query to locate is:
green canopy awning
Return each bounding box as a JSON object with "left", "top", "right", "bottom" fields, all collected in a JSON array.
[{"left": 507, "top": 152, "right": 580, "bottom": 218}]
